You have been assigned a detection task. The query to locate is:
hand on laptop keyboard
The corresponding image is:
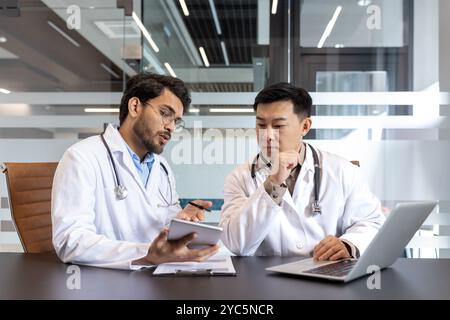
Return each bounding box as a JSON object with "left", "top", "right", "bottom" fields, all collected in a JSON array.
[{"left": 313, "top": 236, "right": 351, "bottom": 261}]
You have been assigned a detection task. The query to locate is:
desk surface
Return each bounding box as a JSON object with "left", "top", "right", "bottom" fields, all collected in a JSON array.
[{"left": 0, "top": 253, "right": 449, "bottom": 299}]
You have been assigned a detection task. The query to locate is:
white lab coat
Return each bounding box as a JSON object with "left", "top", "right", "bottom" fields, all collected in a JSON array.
[
  {"left": 51, "top": 124, "right": 181, "bottom": 270},
  {"left": 220, "top": 146, "right": 385, "bottom": 257}
]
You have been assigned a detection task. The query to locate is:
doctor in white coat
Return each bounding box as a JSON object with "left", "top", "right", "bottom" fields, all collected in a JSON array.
[
  {"left": 52, "top": 73, "right": 218, "bottom": 269},
  {"left": 220, "top": 83, "right": 385, "bottom": 260}
]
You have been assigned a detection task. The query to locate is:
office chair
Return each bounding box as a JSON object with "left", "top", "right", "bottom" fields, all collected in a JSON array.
[{"left": 1, "top": 162, "right": 58, "bottom": 253}]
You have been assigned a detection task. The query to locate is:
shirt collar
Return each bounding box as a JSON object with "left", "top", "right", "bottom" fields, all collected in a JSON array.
[
  {"left": 102, "top": 124, "right": 128, "bottom": 154},
  {"left": 256, "top": 152, "right": 272, "bottom": 171},
  {"left": 125, "top": 143, "right": 154, "bottom": 166}
]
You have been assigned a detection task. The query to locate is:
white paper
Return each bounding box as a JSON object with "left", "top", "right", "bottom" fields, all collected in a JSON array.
[{"left": 153, "top": 255, "right": 236, "bottom": 275}]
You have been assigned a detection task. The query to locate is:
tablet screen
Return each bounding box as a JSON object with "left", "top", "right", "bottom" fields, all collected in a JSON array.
[{"left": 167, "top": 218, "right": 223, "bottom": 248}]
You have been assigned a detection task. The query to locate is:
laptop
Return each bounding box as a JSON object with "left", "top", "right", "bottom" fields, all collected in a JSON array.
[{"left": 266, "top": 201, "right": 437, "bottom": 282}]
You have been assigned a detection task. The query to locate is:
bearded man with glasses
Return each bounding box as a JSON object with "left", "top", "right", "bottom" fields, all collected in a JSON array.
[{"left": 52, "top": 73, "right": 218, "bottom": 270}]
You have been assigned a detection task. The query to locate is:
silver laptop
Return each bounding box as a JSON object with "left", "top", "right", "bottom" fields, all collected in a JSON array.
[{"left": 266, "top": 201, "right": 437, "bottom": 282}]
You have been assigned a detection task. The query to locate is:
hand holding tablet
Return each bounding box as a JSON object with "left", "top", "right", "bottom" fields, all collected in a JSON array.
[{"left": 168, "top": 218, "right": 223, "bottom": 249}]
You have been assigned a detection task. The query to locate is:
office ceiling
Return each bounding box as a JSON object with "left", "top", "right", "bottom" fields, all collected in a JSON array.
[
  {"left": 139, "top": 0, "right": 256, "bottom": 93},
  {"left": 0, "top": 0, "right": 126, "bottom": 92},
  {"left": 0, "top": 0, "right": 257, "bottom": 95},
  {"left": 0, "top": 0, "right": 407, "bottom": 119},
  {"left": 174, "top": 0, "right": 257, "bottom": 66}
]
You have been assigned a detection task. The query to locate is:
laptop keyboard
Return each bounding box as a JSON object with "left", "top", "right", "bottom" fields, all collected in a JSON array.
[{"left": 303, "top": 259, "right": 357, "bottom": 277}]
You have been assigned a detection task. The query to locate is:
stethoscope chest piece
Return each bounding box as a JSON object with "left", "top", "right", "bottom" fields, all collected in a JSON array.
[{"left": 115, "top": 185, "right": 128, "bottom": 200}]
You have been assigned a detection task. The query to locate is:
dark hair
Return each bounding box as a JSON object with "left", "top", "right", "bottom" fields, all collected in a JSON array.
[
  {"left": 253, "top": 82, "right": 312, "bottom": 118},
  {"left": 119, "top": 72, "right": 191, "bottom": 125}
]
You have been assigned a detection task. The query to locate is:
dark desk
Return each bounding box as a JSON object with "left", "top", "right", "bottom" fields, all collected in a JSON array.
[{"left": 0, "top": 253, "right": 449, "bottom": 299}]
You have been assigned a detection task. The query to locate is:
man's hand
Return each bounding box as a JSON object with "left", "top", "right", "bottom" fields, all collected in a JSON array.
[
  {"left": 269, "top": 150, "right": 302, "bottom": 185},
  {"left": 133, "top": 228, "right": 220, "bottom": 266},
  {"left": 313, "top": 236, "right": 351, "bottom": 261},
  {"left": 176, "top": 199, "right": 213, "bottom": 222}
]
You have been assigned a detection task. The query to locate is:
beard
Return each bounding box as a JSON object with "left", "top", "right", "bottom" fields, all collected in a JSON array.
[{"left": 132, "top": 116, "right": 168, "bottom": 155}]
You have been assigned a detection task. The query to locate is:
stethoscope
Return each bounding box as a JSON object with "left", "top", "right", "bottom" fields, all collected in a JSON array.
[
  {"left": 100, "top": 133, "right": 178, "bottom": 207},
  {"left": 250, "top": 143, "right": 322, "bottom": 215}
]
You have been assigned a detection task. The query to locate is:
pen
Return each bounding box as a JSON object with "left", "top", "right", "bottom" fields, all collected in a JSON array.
[
  {"left": 175, "top": 269, "right": 213, "bottom": 275},
  {"left": 188, "top": 201, "right": 212, "bottom": 212}
]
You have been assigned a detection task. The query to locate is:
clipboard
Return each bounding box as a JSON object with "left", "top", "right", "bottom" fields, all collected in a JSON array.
[{"left": 152, "top": 256, "right": 236, "bottom": 276}]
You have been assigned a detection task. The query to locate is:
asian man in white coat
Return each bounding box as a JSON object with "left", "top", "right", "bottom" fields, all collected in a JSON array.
[
  {"left": 52, "top": 73, "right": 218, "bottom": 269},
  {"left": 220, "top": 83, "right": 385, "bottom": 260}
]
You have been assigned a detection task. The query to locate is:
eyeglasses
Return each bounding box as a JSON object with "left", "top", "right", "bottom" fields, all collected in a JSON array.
[{"left": 141, "top": 100, "right": 185, "bottom": 130}]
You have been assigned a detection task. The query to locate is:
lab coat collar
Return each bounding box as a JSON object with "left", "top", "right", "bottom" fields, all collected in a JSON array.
[
  {"left": 282, "top": 145, "right": 316, "bottom": 214},
  {"left": 103, "top": 124, "right": 128, "bottom": 155},
  {"left": 302, "top": 144, "right": 315, "bottom": 173}
]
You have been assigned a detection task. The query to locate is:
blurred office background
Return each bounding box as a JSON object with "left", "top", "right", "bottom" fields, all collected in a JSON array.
[{"left": 0, "top": 0, "right": 449, "bottom": 258}]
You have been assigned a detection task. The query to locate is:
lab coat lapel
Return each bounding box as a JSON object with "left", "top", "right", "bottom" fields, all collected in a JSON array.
[
  {"left": 291, "top": 145, "right": 315, "bottom": 213},
  {"left": 146, "top": 156, "right": 161, "bottom": 194},
  {"left": 282, "top": 192, "right": 298, "bottom": 214},
  {"left": 141, "top": 156, "right": 162, "bottom": 208}
]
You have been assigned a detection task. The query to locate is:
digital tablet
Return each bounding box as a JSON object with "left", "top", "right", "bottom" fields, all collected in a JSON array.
[{"left": 167, "top": 218, "right": 223, "bottom": 248}]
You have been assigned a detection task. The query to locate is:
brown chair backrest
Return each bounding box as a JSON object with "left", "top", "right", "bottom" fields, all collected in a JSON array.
[{"left": 1, "top": 162, "right": 58, "bottom": 253}]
